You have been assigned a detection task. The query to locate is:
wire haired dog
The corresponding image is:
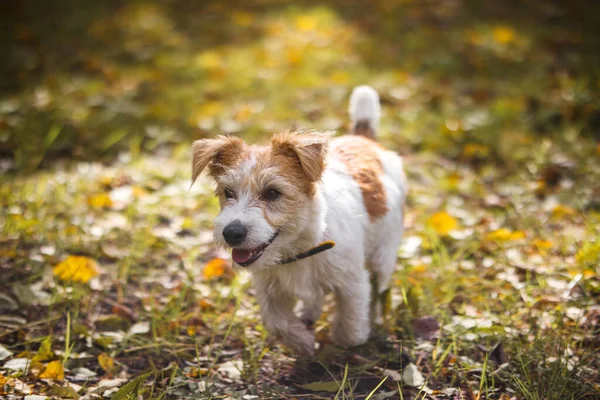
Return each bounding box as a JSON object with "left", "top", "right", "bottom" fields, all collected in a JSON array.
[{"left": 191, "top": 86, "right": 406, "bottom": 356}]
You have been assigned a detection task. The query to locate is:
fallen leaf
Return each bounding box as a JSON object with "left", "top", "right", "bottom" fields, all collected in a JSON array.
[
  {"left": 0, "top": 374, "right": 6, "bottom": 395},
  {"left": 383, "top": 369, "right": 402, "bottom": 381},
  {"left": 203, "top": 258, "right": 227, "bottom": 280},
  {"left": 231, "top": 11, "right": 255, "bottom": 27},
  {"left": 110, "top": 372, "right": 151, "bottom": 400},
  {"left": 402, "top": 363, "right": 425, "bottom": 387},
  {"left": 411, "top": 316, "right": 440, "bottom": 340},
  {"left": 0, "top": 344, "right": 12, "bottom": 360},
  {"left": 530, "top": 238, "right": 552, "bottom": 249},
  {"left": 48, "top": 385, "right": 79, "bottom": 398},
  {"left": 427, "top": 212, "right": 459, "bottom": 236},
  {"left": 463, "top": 143, "right": 489, "bottom": 158},
  {"left": 298, "top": 380, "right": 340, "bottom": 392},
  {"left": 33, "top": 336, "right": 53, "bottom": 362},
  {"left": 39, "top": 360, "right": 65, "bottom": 381},
  {"left": 551, "top": 204, "right": 576, "bottom": 219},
  {"left": 486, "top": 228, "right": 526, "bottom": 242},
  {"left": 128, "top": 321, "right": 150, "bottom": 335},
  {"left": 3, "top": 358, "right": 31, "bottom": 372},
  {"left": 53, "top": 256, "right": 99, "bottom": 283},
  {"left": 493, "top": 26, "right": 515, "bottom": 44},
  {"left": 98, "top": 353, "right": 117, "bottom": 375},
  {"left": 87, "top": 193, "right": 113, "bottom": 209},
  {"left": 217, "top": 360, "right": 242, "bottom": 380}
]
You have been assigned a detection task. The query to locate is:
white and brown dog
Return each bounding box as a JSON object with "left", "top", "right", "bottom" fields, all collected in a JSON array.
[{"left": 191, "top": 86, "right": 406, "bottom": 356}]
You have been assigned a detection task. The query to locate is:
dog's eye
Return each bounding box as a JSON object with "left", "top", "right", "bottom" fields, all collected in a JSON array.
[
  {"left": 264, "top": 188, "right": 281, "bottom": 202},
  {"left": 224, "top": 188, "right": 235, "bottom": 200}
]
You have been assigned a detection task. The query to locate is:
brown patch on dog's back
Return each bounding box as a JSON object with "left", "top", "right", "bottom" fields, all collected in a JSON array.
[{"left": 331, "top": 136, "right": 388, "bottom": 220}]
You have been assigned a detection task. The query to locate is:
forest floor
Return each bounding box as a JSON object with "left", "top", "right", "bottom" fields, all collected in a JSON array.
[{"left": 1, "top": 0, "right": 599, "bottom": 399}]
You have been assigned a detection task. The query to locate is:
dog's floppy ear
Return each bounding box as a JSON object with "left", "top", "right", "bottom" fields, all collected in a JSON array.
[
  {"left": 191, "top": 136, "right": 245, "bottom": 186},
  {"left": 271, "top": 131, "right": 333, "bottom": 182}
]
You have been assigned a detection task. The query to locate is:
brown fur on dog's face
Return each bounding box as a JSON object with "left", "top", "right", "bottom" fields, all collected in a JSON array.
[{"left": 192, "top": 131, "right": 331, "bottom": 268}]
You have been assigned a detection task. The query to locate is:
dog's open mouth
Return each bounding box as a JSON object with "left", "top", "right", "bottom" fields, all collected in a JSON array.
[{"left": 231, "top": 232, "right": 278, "bottom": 267}]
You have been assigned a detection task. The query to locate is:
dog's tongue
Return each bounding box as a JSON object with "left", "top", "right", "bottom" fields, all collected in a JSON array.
[{"left": 232, "top": 249, "right": 252, "bottom": 264}]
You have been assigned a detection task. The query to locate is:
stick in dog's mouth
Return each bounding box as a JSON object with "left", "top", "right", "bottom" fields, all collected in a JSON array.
[{"left": 232, "top": 233, "right": 335, "bottom": 267}]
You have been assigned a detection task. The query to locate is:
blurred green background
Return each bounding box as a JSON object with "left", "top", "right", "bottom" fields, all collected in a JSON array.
[{"left": 1, "top": 0, "right": 599, "bottom": 171}]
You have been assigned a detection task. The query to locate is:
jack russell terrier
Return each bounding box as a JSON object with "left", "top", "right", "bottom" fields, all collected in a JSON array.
[{"left": 191, "top": 86, "right": 406, "bottom": 356}]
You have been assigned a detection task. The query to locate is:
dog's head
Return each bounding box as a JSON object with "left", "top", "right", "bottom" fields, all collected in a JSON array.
[{"left": 191, "top": 131, "right": 331, "bottom": 270}]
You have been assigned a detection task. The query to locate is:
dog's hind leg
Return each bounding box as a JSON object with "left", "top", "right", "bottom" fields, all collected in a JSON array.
[{"left": 368, "top": 222, "right": 403, "bottom": 323}]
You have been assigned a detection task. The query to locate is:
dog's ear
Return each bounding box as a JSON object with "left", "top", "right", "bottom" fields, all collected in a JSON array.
[
  {"left": 191, "top": 136, "right": 245, "bottom": 186},
  {"left": 271, "top": 131, "right": 333, "bottom": 182}
]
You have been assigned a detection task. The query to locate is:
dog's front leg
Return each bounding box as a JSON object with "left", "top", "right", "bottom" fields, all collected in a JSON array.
[
  {"left": 332, "top": 267, "right": 371, "bottom": 347},
  {"left": 255, "top": 283, "right": 316, "bottom": 357}
]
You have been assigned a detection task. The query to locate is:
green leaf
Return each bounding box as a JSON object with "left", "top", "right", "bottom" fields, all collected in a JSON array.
[
  {"left": 298, "top": 381, "right": 340, "bottom": 392},
  {"left": 110, "top": 372, "right": 151, "bottom": 400}
]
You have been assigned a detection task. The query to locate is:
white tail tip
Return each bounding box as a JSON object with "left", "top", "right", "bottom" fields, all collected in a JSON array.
[{"left": 349, "top": 85, "right": 381, "bottom": 136}]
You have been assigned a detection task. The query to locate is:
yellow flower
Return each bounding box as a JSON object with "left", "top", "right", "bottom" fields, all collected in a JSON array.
[
  {"left": 53, "top": 256, "right": 99, "bottom": 283},
  {"left": 427, "top": 212, "right": 458, "bottom": 236}
]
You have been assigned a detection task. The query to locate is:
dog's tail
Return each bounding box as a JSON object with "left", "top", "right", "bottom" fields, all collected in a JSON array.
[{"left": 349, "top": 85, "right": 381, "bottom": 140}]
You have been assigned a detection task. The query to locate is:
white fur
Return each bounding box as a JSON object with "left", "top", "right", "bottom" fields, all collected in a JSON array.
[
  {"left": 349, "top": 85, "right": 381, "bottom": 134},
  {"left": 209, "top": 87, "right": 405, "bottom": 356}
]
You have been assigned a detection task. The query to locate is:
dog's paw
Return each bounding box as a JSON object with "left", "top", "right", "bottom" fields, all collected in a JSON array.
[{"left": 282, "top": 325, "right": 316, "bottom": 357}]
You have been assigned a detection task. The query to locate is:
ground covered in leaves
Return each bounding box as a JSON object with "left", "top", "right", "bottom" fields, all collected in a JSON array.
[{"left": 1, "top": 0, "right": 600, "bottom": 399}]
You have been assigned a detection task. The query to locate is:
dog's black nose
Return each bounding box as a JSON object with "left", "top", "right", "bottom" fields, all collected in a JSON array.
[{"left": 223, "top": 220, "right": 247, "bottom": 246}]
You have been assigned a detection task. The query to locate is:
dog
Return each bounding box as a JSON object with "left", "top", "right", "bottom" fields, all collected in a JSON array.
[{"left": 191, "top": 86, "right": 406, "bottom": 356}]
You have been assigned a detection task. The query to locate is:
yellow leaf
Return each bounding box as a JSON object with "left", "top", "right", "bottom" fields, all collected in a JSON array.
[
  {"left": 87, "top": 193, "right": 113, "bottom": 209},
  {"left": 552, "top": 204, "right": 576, "bottom": 219},
  {"left": 199, "top": 299, "right": 215, "bottom": 311},
  {"left": 187, "top": 325, "right": 196, "bottom": 336},
  {"left": 463, "top": 143, "right": 489, "bottom": 158},
  {"left": 53, "top": 256, "right": 99, "bottom": 283},
  {"left": 98, "top": 353, "right": 116, "bottom": 375},
  {"left": 427, "top": 212, "right": 458, "bottom": 236},
  {"left": 33, "top": 336, "right": 53, "bottom": 362},
  {"left": 575, "top": 242, "right": 600, "bottom": 266},
  {"left": 285, "top": 47, "right": 304, "bottom": 65},
  {"left": 39, "top": 360, "right": 64, "bottom": 381},
  {"left": 329, "top": 70, "right": 350, "bottom": 84},
  {"left": 235, "top": 104, "right": 253, "bottom": 122},
  {"left": 195, "top": 51, "right": 222, "bottom": 70},
  {"left": 295, "top": 15, "right": 318, "bottom": 31},
  {"left": 493, "top": 25, "right": 515, "bottom": 44},
  {"left": 531, "top": 238, "right": 552, "bottom": 249},
  {"left": 203, "top": 258, "right": 227, "bottom": 280},
  {"left": 232, "top": 11, "right": 255, "bottom": 27},
  {"left": 197, "top": 101, "right": 223, "bottom": 117},
  {"left": 486, "top": 228, "right": 526, "bottom": 242}
]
